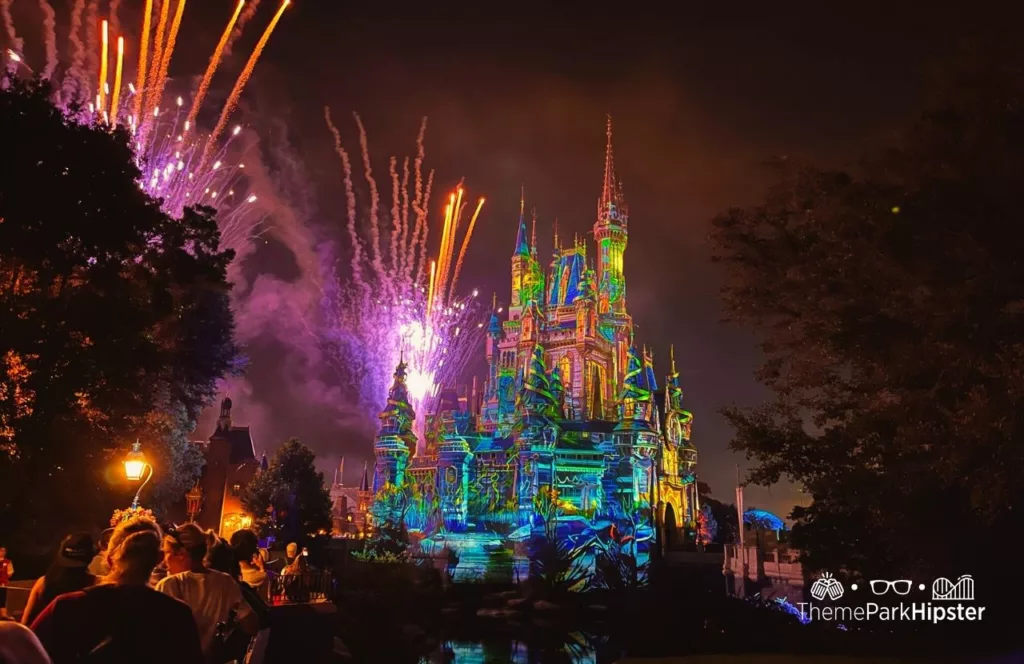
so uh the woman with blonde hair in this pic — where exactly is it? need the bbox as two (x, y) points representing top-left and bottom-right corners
(31, 530), (202, 663)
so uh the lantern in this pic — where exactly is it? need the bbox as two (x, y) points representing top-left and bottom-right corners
(186, 483), (203, 522)
(123, 441), (147, 481)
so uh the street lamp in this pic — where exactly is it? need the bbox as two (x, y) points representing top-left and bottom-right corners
(186, 483), (203, 522)
(123, 440), (153, 509)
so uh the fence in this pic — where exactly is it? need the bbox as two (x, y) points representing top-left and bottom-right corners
(268, 570), (334, 605)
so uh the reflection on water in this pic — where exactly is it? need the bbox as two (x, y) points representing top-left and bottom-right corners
(420, 632), (603, 664)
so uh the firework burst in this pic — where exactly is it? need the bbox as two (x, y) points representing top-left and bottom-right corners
(1, 0), (291, 255)
(322, 109), (487, 442)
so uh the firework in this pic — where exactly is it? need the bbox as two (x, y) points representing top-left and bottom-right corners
(1, 0), (292, 255)
(322, 110), (487, 441)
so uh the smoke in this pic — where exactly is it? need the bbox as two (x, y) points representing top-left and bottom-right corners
(197, 109), (375, 473)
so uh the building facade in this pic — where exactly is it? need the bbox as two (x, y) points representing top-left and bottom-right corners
(371, 120), (698, 572)
(194, 397), (261, 539)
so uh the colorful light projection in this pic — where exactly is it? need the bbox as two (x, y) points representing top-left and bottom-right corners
(366, 118), (699, 591)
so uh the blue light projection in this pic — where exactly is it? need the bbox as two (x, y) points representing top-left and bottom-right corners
(368, 120), (700, 590)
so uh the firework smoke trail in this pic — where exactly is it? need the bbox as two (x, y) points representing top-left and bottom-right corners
(353, 113), (386, 293)
(186, 0), (244, 133)
(223, 0), (260, 56)
(63, 0), (85, 101)
(398, 157), (410, 278)
(389, 156), (401, 276)
(325, 107), (365, 296)
(109, 0), (122, 40)
(84, 0), (97, 90)
(205, 0), (288, 161)
(321, 113), (487, 437)
(2, 0), (23, 74)
(38, 0), (57, 80)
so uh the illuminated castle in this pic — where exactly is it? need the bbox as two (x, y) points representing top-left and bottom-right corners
(372, 119), (697, 577)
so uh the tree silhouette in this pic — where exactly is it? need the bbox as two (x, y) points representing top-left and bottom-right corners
(242, 438), (332, 543)
(0, 79), (239, 539)
(710, 46), (1024, 581)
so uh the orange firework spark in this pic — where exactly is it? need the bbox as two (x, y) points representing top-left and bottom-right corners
(108, 36), (124, 122)
(132, 0), (153, 121)
(434, 193), (455, 306)
(425, 259), (438, 327)
(145, 0), (171, 116)
(186, 0), (244, 132)
(98, 19), (108, 112)
(148, 0), (187, 119)
(205, 0), (290, 159)
(449, 197), (486, 302)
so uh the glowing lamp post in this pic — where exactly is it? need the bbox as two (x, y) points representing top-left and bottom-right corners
(186, 483), (203, 522)
(123, 440), (154, 509)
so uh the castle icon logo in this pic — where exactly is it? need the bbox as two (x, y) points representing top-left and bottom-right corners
(932, 575), (974, 601)
(810, 571), (844, 601)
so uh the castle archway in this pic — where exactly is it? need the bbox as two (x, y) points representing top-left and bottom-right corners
(663, 502), (678, 550)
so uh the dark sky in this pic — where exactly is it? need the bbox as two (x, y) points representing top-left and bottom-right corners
(168, 0), (1023, 518)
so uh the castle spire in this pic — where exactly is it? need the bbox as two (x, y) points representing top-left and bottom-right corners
(514, 187), (530, 257)
(553, 218), (560, 254)
(359, 461), (370, 491)
(597, 114), (628, 227)
(670, 344), (676, 375)
(530, 207), (538, 257)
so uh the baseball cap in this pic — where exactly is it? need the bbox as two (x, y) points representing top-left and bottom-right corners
(57, 533), (95, 568)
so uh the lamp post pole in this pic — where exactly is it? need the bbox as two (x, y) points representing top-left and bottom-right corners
(124, 440), (154, 510)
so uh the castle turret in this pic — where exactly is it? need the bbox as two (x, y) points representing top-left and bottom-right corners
(217, 396), (233, 431)
(373, 357), (416, 492)
(594, 115), (629, 316)
(510, 192), (530, 316)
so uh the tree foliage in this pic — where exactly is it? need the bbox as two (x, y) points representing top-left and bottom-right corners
(242, 438), (333, 543)
(0, 79), (239, 539)
(710, 47), (1024, 579)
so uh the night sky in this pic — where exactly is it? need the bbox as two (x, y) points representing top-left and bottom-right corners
(147, 0), (1020, 518)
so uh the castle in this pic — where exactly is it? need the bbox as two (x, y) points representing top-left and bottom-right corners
(371, 119), (697, 560)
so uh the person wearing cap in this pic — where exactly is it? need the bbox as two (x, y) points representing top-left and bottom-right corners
(156, 523), (257, 658)
(20, 534), (97, 626)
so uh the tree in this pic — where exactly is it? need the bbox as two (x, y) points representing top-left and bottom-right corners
(710, 46), (1024, 582)
(0, 79), (239, 540)
(242, 439), (332, 544)
(696, 504), (717, 547)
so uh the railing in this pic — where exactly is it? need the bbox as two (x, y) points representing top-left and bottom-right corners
(268, 571), (334, 605)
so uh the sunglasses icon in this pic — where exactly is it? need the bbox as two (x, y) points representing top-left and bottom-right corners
(870, 579), (912, 595)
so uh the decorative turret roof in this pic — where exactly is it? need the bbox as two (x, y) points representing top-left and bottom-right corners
(514, 189), (530, 257)
(379, 354), (416, 441)
(596, 114), (629, 229)
(617, 343), (654, 431)
(666, 344), (683, 411)
(487, 293), (503, 339)
(359, 461), (370, 491)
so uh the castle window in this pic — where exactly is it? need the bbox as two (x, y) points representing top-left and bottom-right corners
(558, 355), (573, 391)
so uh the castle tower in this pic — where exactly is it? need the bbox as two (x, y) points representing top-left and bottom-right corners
(373, 357), (416, 492)
(510, 192), (531, 318)
(614, 344), (659, 503)
(593, 115), (629, 317)
(216, 396), (233, 431)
